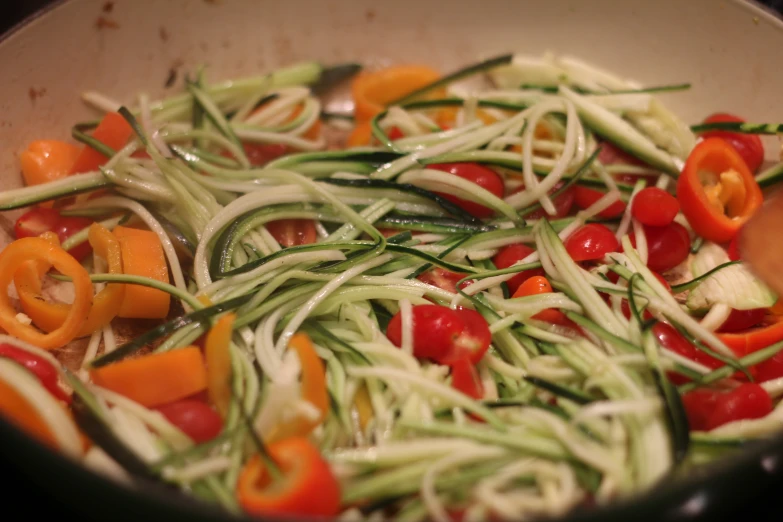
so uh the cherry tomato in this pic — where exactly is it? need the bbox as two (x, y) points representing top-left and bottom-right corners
(512, 275), (568, 325)
(491, 243), (544, 294)
(155, 399), (224, 443)
(564, 224), (620, 262)
(387, 127), (404, 140)
(682, 383), (772, 431)
(717, 308), (766, 333)
(699, 113), (764, 173)
(653, 322), (722, 370)
(573, 186), (626, 218)
(427, 163), (505, 218)
(266, 219), (317, 248)
(727, 234), (741, 261)
(417, 267), (471, 294)
(631, 187), (680, 227)
(386, 305), (491, 365)
(629, 223), (690, 273)
(512, 181), (575, 220)
(0, 344), (70, 403)
(450, 357), (484, 400)
(242, 143), (289, 167)
(14, 208), (93, 261)
(597, 141), (648, 184)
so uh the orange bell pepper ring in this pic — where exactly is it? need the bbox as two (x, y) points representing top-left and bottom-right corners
(266, 333), (328, 442)
(15, 223), (125, 338)
(237, 437), (341, 518)
(0, 237), (92, 350)
(677, 138), (763, 243)
(205, 313), (235, 418)
(351, 65), (441, 122)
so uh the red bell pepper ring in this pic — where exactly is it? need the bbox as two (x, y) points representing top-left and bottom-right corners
(676, 138), (763, 243)
(717, 316), (783, 357)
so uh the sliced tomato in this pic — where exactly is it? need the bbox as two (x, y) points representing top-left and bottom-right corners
(512, 180), (575, 220)
(597, 141), (649, 184)
(0, 344), (70, 403)
(629, 223), (690, 273)
(450, 358), (484, 399)
(631, 187), (680, 227)
(573, 186), (626, 218)
(14, 208), (93, 261)
(417, 267), (470, 294)
(266, 219), (317, 248)
(155, 399), (224, 443)
(242, 143), (290, 167)
(682, 383), (772, 431)
(427, 163), (505, 218)
(564, 224), (620, 262)
(491, 243), (544, 295)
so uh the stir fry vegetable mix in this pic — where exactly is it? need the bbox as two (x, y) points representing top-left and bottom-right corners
(1, 54), (783, 521)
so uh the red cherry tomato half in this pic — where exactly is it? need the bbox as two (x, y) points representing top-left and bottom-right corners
(717, 308), (767, 333)
(629, 223), (690, 273)
(242, 143), (290, 167)
(265, 219), (317, 248)
(417, 267), (471, 294)
(512, 181), (575, 220)
(573, 186), (626, 218)
(631, 187), (680, 227)
(387, 127), (404, 140)
(699, 113), (765, 173)
(564, 224), (620, 262)
(755, 351), (783, 383)
(427, 163), (505, 218)
(491, 243), (544, 295)
(682, 383), (772, 431)
(155, 399), (224, 443)
(597, 141), (649, 184)
(450, 357), (484, 400)
(652, 322), (722, 370)
(386, 305), (491, 365)
(14, 208), (93, 261)
(0, 344), (70, 403)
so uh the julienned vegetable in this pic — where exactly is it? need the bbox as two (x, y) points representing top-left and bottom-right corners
(1, 53), (783, 522)
(677, 138), (763, 243)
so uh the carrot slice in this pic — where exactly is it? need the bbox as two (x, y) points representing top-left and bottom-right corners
(352, 65), (441, 122)
(69, 112), (133, 174)
(113, 225), (170, 319)
(205, 313), (235, 418)
(90, 347), (208, 408)
(0, 237), (92, 350)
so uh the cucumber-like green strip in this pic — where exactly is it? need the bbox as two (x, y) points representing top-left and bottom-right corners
(679, 338), (783, 393)
(669, 261), (742, 293)
(757, 162), (783, 189)
(522, 376), (595, 405)
(389, 53), (513, 106)
(89, 293), (251, 368)
(0, 172), (111, 210)
(690, 121), (783, 134)
(186, 81), (249, 166)
(72, 127), (116, 158)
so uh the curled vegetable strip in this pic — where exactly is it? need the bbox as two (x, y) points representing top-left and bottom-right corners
(0, 237), (92, 349)
(15, 224), (125, 337)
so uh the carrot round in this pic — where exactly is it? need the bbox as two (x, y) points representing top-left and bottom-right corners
(69, 112), (133, 174)
(15, 223), (125, 337)
(0, 237), (93, 349)
(351, 65), (441, 122)
(205, 313), (235, 418)
(90, 346), (208, 408)
(113, 225), (170, 319)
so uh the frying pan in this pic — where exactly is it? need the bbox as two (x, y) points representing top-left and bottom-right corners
(1, 0), (783, 520)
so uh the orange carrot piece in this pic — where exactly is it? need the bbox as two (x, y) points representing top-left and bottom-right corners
(352, 65), (441, 122)
(90, 347), (208, 408)
(113, 225), (170, 319)
(205, 313), (235, 418)
(69, 112), (133, 174)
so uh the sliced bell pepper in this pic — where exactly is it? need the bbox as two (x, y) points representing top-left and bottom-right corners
(205, 313), (235, 418)
(351, 65), (442, 122)
(717, 316), (783, 357)
(112, 225), (170, 319)
(90, 346), (208, 408)
(69, 112), (133, 174)
(15, 224), (125, 337)
(0, 237), (92, 350)
(19, 140), (82, 188)
(266, 333), (328, 442)
(353, 384), (373, 431)
(677, 138), (763, 243)
(237, 437), (341, 518)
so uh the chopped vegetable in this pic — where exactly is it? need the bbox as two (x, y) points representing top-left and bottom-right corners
(351, 65), (441, 121)
(69, 112), (133, 174)
(14, 208), (93, 261)
(573, 186), (626, 218)
(677, 138), (763, 243)
(155, 399), (223, 443)
(204, 313), (235, 418)
(19, 140), (81, 188)
(113, 225), (171, 319)
(698, 113), (764, 173)
(631, 187), (679, 227)
(564, 224), (620, 262)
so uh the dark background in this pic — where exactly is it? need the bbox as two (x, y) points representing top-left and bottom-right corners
(1, 0), (783, 521)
